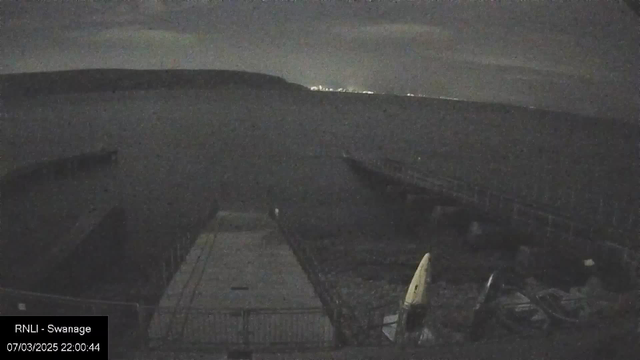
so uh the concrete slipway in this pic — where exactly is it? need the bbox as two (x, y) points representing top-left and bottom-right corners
(145, 210), (333, 348)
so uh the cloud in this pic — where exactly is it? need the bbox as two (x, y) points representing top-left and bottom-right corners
(332, 23), (451, 40)
(329, 21), (600, 79)
(419, 48), (598, 79)
(135, 0), (168, 13)
(3, 0), (219, 30)
(96, 0), (219, 17)
(75, 27), (201, 47)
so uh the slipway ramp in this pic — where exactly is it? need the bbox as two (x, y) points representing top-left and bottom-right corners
(145, 210), (334, 351)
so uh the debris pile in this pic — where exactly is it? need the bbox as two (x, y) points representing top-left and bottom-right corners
(291, 208), (637, 347)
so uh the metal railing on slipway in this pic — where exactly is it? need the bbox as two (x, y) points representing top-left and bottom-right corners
(276, 216), (364, 346)
(0, 287), (338, 354)
(0, 196), (339, 354)
(141, 305), (335, 352)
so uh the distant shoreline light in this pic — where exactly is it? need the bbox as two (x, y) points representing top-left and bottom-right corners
(309, 85), (374, 94)
(309, 85), (450, 99)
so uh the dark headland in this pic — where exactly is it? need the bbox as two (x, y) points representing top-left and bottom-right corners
(0, 69), (309, 97)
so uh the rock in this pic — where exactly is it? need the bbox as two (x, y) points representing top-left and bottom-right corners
(584, 259), (595, 267)
(593, 254), (635, 293)
(569, 276), (623, 319)
(418, 326), (436, 345)
(466, 221), (516, 252)
(531, 250), (595, 290)
(613, 293), (637, 316)
(524, 277), (546, 294)
(580, 276), (606, 297)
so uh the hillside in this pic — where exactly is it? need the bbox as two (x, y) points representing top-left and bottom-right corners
(0, 69), (309, 97)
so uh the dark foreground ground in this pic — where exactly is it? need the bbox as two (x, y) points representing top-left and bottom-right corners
(129, 316), (639, 359)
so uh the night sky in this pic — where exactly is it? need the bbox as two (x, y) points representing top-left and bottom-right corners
(1, 0), (638, 119)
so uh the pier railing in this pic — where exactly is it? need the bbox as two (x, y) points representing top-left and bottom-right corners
(346, 155), (639, 286)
